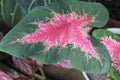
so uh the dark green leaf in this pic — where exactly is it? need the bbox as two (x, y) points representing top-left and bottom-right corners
(16, 0), (44, 13)
(0, 0), (24, 27)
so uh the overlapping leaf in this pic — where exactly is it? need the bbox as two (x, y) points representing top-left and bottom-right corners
(92, 29), (120, 73)
(0, 1), (110, 74)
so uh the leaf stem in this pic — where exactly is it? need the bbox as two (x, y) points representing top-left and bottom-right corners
(39, 68), (47, 80)
(48, 0), (51, 4)
(11, 3), (17, 27)
(44, 0), (47, 6)
(31, 66), (38, 80)
(107, 72), (111, 80)
(28, 0), (35, 12)
(1, 0), (6, 22)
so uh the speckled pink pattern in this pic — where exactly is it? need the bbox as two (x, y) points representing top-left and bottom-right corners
(11, 11), (100, 61)
(101, 37), (120, 71)
(0, 70), (13, 80)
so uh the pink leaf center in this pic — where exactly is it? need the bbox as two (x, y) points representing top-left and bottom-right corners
(11, 11), (100, 61)
(101, 37), (120, 71)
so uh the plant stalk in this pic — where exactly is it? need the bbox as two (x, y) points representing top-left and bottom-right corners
(28, 0), (35, 12)
(39, 68), (47, 80)
(44, 0), (47, 6)
(48, 0), (51, 4)
(31, 66), (38, 80)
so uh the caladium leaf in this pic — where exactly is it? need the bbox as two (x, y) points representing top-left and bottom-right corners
(0, 1), (110, 74)
(0, 0), (24, 27)
(93, 29), (120, 72)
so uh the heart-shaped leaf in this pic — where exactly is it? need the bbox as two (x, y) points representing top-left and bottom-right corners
(0, 1), (110, 74)
(92, 29), (120, 73)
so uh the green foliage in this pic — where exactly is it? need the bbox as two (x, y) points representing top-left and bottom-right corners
(109, 67), (120, 80)
(93, 29), (120, 77)
(0, 0), (24, 27)
(16, 0), (45, 13)
(0, 0), (111, 74)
